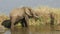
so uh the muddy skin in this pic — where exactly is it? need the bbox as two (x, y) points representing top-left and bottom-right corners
(2, 19), (28, 29)
(14, 18), (28, 27)
(2, 20), (11, 28)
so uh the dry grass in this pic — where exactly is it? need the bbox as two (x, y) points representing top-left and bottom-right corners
(1, 6), (60, 27)
(34, 6), (60, 25)
(0, 14), (9, 30)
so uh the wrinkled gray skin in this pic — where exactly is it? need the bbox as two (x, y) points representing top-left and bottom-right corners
(10, 7), (38, 32)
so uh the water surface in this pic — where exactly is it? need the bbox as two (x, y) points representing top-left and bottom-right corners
(1, 25), (60, 34)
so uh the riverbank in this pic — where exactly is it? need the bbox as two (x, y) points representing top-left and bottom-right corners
(0, 6), (60, 29)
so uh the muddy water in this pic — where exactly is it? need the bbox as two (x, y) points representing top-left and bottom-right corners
(1, 25), (60, 34)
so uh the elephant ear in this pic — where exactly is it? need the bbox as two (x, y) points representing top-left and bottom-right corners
(25, 8), (33, 16)
(25, 7), (39, 18)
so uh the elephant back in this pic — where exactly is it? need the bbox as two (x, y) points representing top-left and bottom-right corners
(10, 8), (24, 17)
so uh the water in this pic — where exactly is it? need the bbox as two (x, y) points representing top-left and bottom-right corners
(1, 25), (60, 34)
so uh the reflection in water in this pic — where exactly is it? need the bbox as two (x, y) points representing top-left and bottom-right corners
(14, 27), (29, 34)
(2, 25), (60, 34)
(4, 30), (11, 34)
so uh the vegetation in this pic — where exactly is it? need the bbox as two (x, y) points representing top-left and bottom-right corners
(0, 6), (60, 28)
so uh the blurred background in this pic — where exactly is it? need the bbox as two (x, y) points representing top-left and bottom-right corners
(0, 0), (60, 16)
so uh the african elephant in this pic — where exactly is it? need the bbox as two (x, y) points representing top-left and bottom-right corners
(2, 20), (11, 28)
(10, 7), (38, 31)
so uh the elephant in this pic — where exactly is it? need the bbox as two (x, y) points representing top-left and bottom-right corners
(1, 19), (27, 29)
(1, 18), (28, 29)
(10, 7), (38, 31)
(50, 12), (54, 25)
(2, 20), (11, 28)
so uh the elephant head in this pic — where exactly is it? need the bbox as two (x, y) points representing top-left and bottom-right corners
(24, 7), (39, 18)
